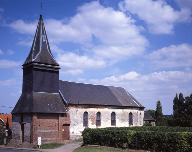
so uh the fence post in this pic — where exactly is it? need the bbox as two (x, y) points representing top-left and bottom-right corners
(3, 127), (8, 145)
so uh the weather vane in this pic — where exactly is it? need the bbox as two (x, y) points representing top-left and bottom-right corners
(40, 0), (43, 15)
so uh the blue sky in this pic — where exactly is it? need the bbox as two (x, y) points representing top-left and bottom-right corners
(0, 0), (192, 114)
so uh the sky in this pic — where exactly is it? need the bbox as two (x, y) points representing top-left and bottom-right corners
(0, 0), (192, 114)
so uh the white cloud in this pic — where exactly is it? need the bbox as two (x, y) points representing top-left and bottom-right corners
(9, 1), (148, 71)
(148, 43), (192, 69)
(7, 50), (14, 55)
(0, 79), (16, 86)
(0, 49), (14, 55)
(0, 60), (20, 69)
(57, 52), (106, 75)
(0, 49), (3, 55)
(9, 20), (36, 35)
(92, 45), (145, 60)
(100, 71), (140, 82)
(88, 70), (192, 114)
(0, 8), (4, 13)
(17, 39), (32, 47)
(119, 0), (191, 34)
(176, 0), (192, 11)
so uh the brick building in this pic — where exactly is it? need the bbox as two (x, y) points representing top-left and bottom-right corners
(0, 114), (12, 128)
(12, 15), (144, 143)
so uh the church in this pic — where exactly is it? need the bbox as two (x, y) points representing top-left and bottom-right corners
(12, 15), (145, 143)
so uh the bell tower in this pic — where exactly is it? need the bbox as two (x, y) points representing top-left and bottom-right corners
(22, 15), (60, 93)
(12, 15), (69, 143)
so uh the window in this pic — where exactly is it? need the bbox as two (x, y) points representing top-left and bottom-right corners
(140, 112), (142, 125)
(96, 112), (101, 127)
(83, 112), (88, 127)
(111, 112), (116, 126)
(129, 112), (133, 126)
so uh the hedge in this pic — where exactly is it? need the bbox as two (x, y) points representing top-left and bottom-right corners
(0, 122), (5, 145)
(108, 126), (192, 132)
(82, 127), (192, 152)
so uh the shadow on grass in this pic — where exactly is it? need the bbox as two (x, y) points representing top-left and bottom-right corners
(41, 143), (64, 149)
(73, 145), (148, 152)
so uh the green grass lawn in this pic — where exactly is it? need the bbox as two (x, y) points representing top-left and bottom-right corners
(41, 143), (64, 149)
(73, 146), (147, 152)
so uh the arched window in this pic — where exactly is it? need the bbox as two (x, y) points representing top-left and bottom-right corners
(129, 112), (133, 126)
(111, 112), (116, 126)
(96, 112), (101, 127)
(83, 112), (88, 127)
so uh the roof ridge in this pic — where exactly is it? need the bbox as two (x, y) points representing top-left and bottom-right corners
(59, 80), (125, 89)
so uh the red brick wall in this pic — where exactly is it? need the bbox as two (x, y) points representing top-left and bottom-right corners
(31, 113), (70, 143)
(0, 114), (12, 127)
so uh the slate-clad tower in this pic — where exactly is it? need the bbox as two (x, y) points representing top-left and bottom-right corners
(12, 15), (70, 143)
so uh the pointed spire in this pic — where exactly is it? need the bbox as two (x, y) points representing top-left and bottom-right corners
(24, 15), (59, 66)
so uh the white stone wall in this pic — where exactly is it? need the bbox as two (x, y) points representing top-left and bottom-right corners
(69, 106), (144, 139)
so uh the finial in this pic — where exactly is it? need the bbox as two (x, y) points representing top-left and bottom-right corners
(40, 14), (43, 20)
(40, 0), (43, 15)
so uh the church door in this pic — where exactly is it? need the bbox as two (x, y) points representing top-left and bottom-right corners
(62, 124), (70, 140)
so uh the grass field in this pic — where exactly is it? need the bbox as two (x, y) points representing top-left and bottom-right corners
(74, 146), (147, 152)
(41, 143), (64, 149)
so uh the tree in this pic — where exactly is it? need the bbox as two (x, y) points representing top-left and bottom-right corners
(173, 93), (186, 126)
(155, 100), (163, 125)
(173, 94), (180, 125)
(173, 93), (192, 127)
(173, 94), (179, 118)
(146, 109), (155, 119)
(185, 94), (192, 126)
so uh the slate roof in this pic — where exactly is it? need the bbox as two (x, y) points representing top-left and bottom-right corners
(59, 80), (144, 108)
(24, 15), (59, 66)
(12, 92), (67, 114)
(144, 111), (155, 121)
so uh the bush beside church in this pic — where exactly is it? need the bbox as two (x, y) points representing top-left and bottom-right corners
(83, 127), (192, 152)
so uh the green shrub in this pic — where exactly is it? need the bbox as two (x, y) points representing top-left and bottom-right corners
(82, 127), (192, 152)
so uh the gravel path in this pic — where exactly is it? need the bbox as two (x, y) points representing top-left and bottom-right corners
(41, 142), (81, 152)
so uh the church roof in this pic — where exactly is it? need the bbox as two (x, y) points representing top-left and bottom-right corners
(24, 15), (59, 66)
(12, 92), (67, 114)
(59, 81), (144, 108)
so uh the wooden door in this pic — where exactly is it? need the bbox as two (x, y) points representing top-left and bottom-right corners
(62, 124), (70, 140)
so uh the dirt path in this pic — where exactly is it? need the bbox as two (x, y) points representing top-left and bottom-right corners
(41, 142), (81, 152)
